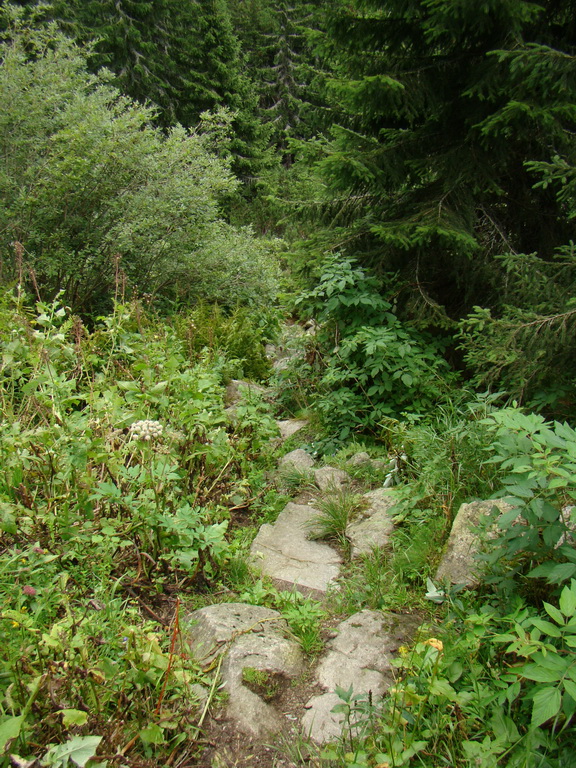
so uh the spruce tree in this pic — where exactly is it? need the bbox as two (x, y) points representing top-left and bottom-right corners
(317, 0), (576, 321)
(50, 0), (269, 181)
(228, 0), (325, 162)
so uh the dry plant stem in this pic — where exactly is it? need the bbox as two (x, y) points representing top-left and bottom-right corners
(193, 653), (224, 737)
(196, 459), (234, 503)
(155, 598), (181, 715)
(126, 586), (167, 625)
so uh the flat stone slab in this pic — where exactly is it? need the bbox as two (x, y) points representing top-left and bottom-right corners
(278, 448), (314, 473)
(435, 499), (513, 587)
(186, 603), (304, 738)
(276, 419), (308, 441)
(346, 489), (396, 558)
(302, 610), (421, 744)
(250, 503), (342, 596)
(314, 466), (351, 492)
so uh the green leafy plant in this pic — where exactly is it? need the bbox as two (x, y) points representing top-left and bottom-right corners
(238, 580), (325, 655)
(0, 23), (278, 315)
(323, 590), (576, 768)
(479, 407), (576, 596)
(287, 256), (456, 438)
(0, 291), (280, 764)
(241, 667), (282, 701)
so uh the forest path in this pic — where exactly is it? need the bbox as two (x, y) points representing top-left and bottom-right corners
(183, 329), (423, 768)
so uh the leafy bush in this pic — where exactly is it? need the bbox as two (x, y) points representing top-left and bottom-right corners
(290, 256), (456, 438)
(479, 407), (576, 597)
(174, 302), (276, 381)
(323, 587), (576, 768)
(0, 22), (278, 315)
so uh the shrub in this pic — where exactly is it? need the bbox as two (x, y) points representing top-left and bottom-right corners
(289, 256), (456, 438)
(0, 22), (278, 315)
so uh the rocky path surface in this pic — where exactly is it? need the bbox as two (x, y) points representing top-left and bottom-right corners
(181, 330), (521, 767)
(182, 334), (437, 765)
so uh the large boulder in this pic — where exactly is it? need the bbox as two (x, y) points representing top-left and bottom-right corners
(185, 603), (304, 739)
(435, 499), (513, 587)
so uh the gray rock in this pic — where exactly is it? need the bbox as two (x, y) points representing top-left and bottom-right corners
(224, 405), (238, 424)
(314, 466), (351, 492)
(302, 692), (345, 744)
(225, 379), (268, 406)
(346, 489), (396, 558)
(435, 499), (513, 587)
(348, 452), (371, 466)
(302, 611), (421, 744)
(265, 344), (277, 359)
(250, 503), (342, 596)
(186, 603), (286, 662)
(560, 505), (576, 546)
(185, 603), (304, 738)
(315, 611), (398, 694)
(276, 419), (308, 441)
(278, 448), (314, 472)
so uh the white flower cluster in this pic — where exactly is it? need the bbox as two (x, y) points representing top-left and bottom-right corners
(130, 419), (163, 441)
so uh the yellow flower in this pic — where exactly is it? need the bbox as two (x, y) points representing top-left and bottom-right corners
(424, 638), (444, 652)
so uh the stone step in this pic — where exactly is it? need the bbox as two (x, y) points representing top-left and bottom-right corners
(249, 502), (342, 597)
(276, 418), (308, 441)
(301, 610), (422, 744)
(185, 603), (304, 739)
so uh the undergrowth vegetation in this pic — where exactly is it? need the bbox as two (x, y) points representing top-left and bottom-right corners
(312, 406), (576, 767)
(2, 6), (576, 767)
(0, 289), (280, 765)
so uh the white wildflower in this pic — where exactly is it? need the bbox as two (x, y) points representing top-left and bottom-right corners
(130, 419), (164, 442)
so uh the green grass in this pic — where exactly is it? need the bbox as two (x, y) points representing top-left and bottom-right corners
(307, 489), (364, 553)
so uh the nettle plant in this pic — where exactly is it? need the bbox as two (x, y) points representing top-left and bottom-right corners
(294, 256), (456, 439)
(0, 290), (278, 762)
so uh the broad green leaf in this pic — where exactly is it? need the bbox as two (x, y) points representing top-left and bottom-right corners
(0, 715), (24, 752)
(537, 653), (570, 673)
(544, 602), (565, 625)
(42, 735), (102, 767)
(563, 679), (576, 703)
(559, 583), (576, 617)
(116, 381), (140, 391)
(429, 679), (457, 699)
(548, 477), (569, 489)
(529, 562), (576, 584)
(58, 710), (88, 727)
(519, 664), (563, 683)
(529, 618), (561, 637)
(490, 710), (520, 744)
(531, 687), (562, 728)
(138, 724), (165, 745)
